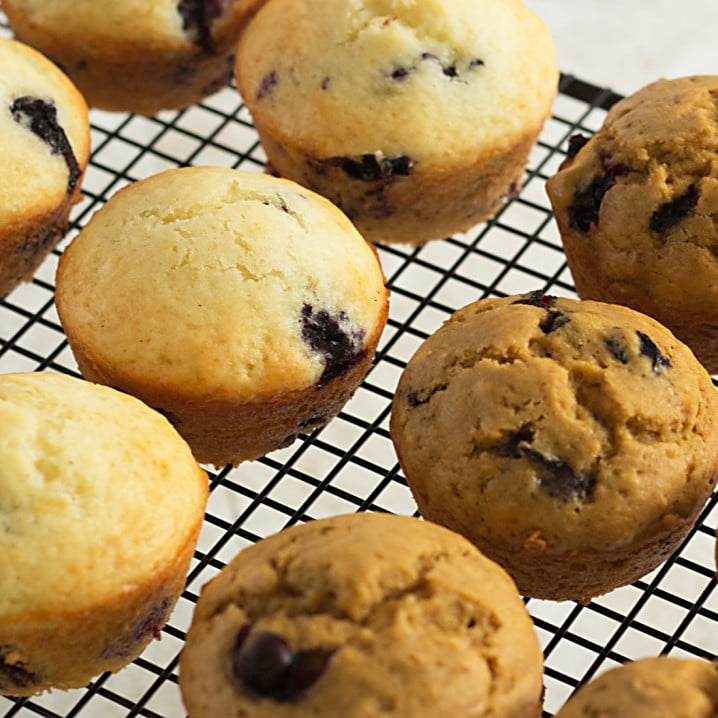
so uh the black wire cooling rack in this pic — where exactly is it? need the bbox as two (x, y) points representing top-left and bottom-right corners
(1, 16), (716, 718)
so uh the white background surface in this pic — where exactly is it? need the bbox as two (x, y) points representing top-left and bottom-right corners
(524, 0), (717, 96)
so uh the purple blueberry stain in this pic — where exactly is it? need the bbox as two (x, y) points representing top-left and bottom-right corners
(256, 70), (278, 101)
(389, 67), (410, 81)
(566, 133), (589, 160)
(177, 0), (224, 51)
(301, 304), (366, 387)
(99, 598), (172, 659)
(0, 649), (40, 691)
(650, 184), (700, 236)
(636, 331), (671, 373)
(320, 76), (331, 90)
(567, 152), (629, 233)
(230, 626), (334, 702)
(11, 97), (81, 194)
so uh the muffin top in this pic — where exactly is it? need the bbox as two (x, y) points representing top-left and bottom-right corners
(180, 512), (543, 718)
(0, 38), (89, 229)
(390, 293), (718, 553)
(0, 372), (207, 618)
(2, 0), (263, 51)
(554, 657), (718, 718)
(235, 0), (557, 168)
(545, 76), (718, 315)
(55, 167), (388, 401)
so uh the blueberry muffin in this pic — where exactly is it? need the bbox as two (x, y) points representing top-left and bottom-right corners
(2, 0), (267, 114)
(0, 37), (89, 298)
(0, 372), (207, 695)
(390, 292), (718, 602)
(234, 0), (558, 245)
(179, 512), (544, 718)
(554, 657), (718, 717)
(55, 167), (389, 466)
(546, 76), (718, 374)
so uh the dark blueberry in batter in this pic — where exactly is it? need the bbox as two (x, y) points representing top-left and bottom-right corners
(11, 96), (81, 194)
(567, 153), (629, 233)
(338, 154), (414, 183)
(566, 133), (589, 160)
(539, 310), (570, 334)
(512, 291), (558, 309)
(605, 337), (629, 364)
(420, 52), (439, 61)
(390, 67), (410, 80)
(469, 58), (485, 68)
(230, 627), (334, 702)
(649, 184), (700, 235)
(321, 76), (331, 90)
(0, 650), (39, 691)
(442, 65), (458, 78)
(256, 70), (278, 101)
(496, 424), (535, 459)
(301, 305), (365, 387)
(523, 448), (596, 503)
(636, 331), (671, 373)
(177, 0), (223, 51)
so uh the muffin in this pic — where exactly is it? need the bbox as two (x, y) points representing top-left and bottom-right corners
(179, 512), (544, 718)
(0, 371), (208, 695)
(545, 76), (718, 374)
(0, 37), (89, 298)
(55, 167), (389, 466)
(234, 0), (558, 245)
(2, 0), (268, 115)
(554, 657), (718, 717)
(390, 292), (718, 602)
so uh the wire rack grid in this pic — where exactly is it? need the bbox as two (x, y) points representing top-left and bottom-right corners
(0, 16), (716, 718)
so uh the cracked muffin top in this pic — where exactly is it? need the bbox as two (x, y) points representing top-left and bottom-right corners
(55, 167), (388, 401)
(234, 0), (557, 168)
(179, 512), (543, 718)
(0, 38), (89, 229)
(2, 0), (257, 52)
(390, 293), (718, 553)
(0, 372), (207, 617)
(545, 76), (718, 315)
(554, 657), (718, 718)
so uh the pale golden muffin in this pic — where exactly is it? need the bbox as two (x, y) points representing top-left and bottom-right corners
(554, 657), (718, 718)
(0, 372), (208, 696)
(55, 167), (389, 467)
(234, 0), (558, 245)
(546, 76), (718, 374)
(2, 0), (268, 114)
(0, 37), (89, 298)
(179, 512), (544, 718)
(390, 292), (718, 603)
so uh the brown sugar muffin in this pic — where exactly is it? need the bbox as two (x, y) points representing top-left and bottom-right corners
(0, 371), (207, 695)
(2, 0), (267, 115)
(545, 76), (718, 374)
(553, 657), (718, 718)
(234, 0), (558, 245)
(0, 37), (89, 298)
(179, 512), (544, 718)
(390, 292), (718, 602)
(55, 167), (389, 467)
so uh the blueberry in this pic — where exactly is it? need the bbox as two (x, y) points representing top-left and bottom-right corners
(512, 292), (570, 333)
(636, 331), (671, 373)
(320, 76), (331, 90)
(256, 70), (278, 101)
(442, 65), (458, 77)
(177, 0), (223, 51)
(389, 67), (410, 80)
(605, 336), (629, 364)
(567, 152), (629, 233)
(99, 598), (172, 659)
(469, 58), (485, 68)
(0, 649), (39, 691)
(336, 154), (414, 183)
(301, 305), (366, 387)
(230, 627), (334, 702)
(650, 185), (700, 236)
(494, 425), (595, 502)
(11, 97), (81, 194)
(566, 133), (589, 160)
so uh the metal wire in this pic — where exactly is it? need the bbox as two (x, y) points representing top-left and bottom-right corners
(0, 17), (715, 717)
